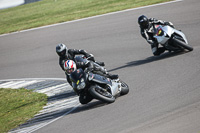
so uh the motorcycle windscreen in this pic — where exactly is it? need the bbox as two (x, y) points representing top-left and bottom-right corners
(89, 73), (112, 86)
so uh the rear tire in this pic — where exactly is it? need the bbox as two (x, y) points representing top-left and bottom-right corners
(89, 85), (115, 103)
(173, 38), (193, 51)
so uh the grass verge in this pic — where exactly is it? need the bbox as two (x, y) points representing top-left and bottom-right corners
(0, 0), (172, 35)
(0, 88), (47, 133)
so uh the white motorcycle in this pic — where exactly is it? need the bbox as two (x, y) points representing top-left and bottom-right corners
(153, 25), (193, 51)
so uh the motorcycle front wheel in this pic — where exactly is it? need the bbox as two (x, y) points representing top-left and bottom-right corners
(120, 80), (129, 95)
(173, 37), (193, 51)
(89, 85), (115, 103)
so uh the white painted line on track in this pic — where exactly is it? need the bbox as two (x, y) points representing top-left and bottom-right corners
(12, 80), (42, 89)
(37, 97), (79, 115)
(0, 81), (25, 88)
(36, 83), (69, 96)
(0, 0), (183, 37)
(0, 81), (16, 87)
(1, 78), (80, 133)
(0, 78), (66, 82)
(9, 103), (80, 133)
(0, 80), (43, 89)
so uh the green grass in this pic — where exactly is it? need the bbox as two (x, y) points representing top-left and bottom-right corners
(0, 0), (172, 35)
(0, 88), (47, 133)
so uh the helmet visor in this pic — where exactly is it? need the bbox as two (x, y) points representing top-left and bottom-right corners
(139, 19), (149, 29)
(66, 68), (74, 74)
(57, 49), (66, 57)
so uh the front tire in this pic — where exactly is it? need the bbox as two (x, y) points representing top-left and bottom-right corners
(120, 81), (129, 95)
(89, 85), (115, 103)
(173, 38), (193, 51)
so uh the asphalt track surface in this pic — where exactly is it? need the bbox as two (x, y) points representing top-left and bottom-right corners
(1, 0), (200, 132)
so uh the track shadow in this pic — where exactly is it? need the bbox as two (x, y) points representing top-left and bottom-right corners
(47, 91), (107, 112)
(48, 90), (76, 102)
(108, 51), (188, 72)
(71, 100), (107, 114)
(12, 99), (107, 131)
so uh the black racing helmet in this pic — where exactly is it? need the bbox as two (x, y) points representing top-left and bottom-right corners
(56, 43), (67, 57)
(138, 15), (149, 29)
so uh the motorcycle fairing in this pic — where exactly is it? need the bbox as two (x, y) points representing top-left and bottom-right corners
(154, 25), (173, 44)
(154, 25), (188, 45)
(88, 72), (112, 86)
(173, 29), (188, 44)
(110, 81), (122, 96)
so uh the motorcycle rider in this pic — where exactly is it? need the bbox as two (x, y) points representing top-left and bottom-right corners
(64, 60), (117, 104)
(56, 43), (118, 87)
(64, 60), (93, 104)
(64, 58), (118, 86)
(56, 43), (104, 71)
(138, 15), (174, 56)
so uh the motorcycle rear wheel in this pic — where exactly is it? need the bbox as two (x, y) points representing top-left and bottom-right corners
(89, 85), (115, 103)
(173, 38), (193, 51)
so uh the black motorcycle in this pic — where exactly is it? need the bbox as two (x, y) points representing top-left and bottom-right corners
(70, 68), (129, 104)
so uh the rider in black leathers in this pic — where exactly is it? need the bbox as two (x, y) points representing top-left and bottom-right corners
(138, 15), (174, 56)
(56, 43), (118, 86)
(64, 60), (114, 104)
(56, 43), (104, 71)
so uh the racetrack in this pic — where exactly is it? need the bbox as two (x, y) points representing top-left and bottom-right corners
(1, 0), (200, 132)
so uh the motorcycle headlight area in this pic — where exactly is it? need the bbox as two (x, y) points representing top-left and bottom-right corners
(157, 28), (164, 36)
(77, 78), (86, 90)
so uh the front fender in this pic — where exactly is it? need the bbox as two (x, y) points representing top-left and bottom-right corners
(173, 29), (188, 44)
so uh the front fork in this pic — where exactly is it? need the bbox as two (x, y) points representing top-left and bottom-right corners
(165, 37), (182, 51)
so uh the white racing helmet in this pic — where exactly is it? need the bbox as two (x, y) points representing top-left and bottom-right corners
(64, 60), (77, 74)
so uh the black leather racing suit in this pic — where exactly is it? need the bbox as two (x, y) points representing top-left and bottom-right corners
(59, 49), (98, 85)
(58, 49), (111, 87)
(140, 18), (174, 56)
(59, 49), (91, 71)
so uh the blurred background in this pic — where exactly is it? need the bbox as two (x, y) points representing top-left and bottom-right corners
(0, 0), (40, 10)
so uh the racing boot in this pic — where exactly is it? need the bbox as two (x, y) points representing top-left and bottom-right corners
(106, 73), (119, 79)
(153, 47), (165, 56)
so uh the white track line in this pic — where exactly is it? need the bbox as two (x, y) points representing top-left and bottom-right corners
(12, 80), (42, 89)
(36, 83), (68, 93)
(0, 0), (182, 37)
(4, 78), (80, 133)
(9, 102), (80, 133)
(0, 78), (66, 82)
(0, 80), (43, 89)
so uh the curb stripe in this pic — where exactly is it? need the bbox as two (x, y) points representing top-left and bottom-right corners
(1, 79), (80, 133)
